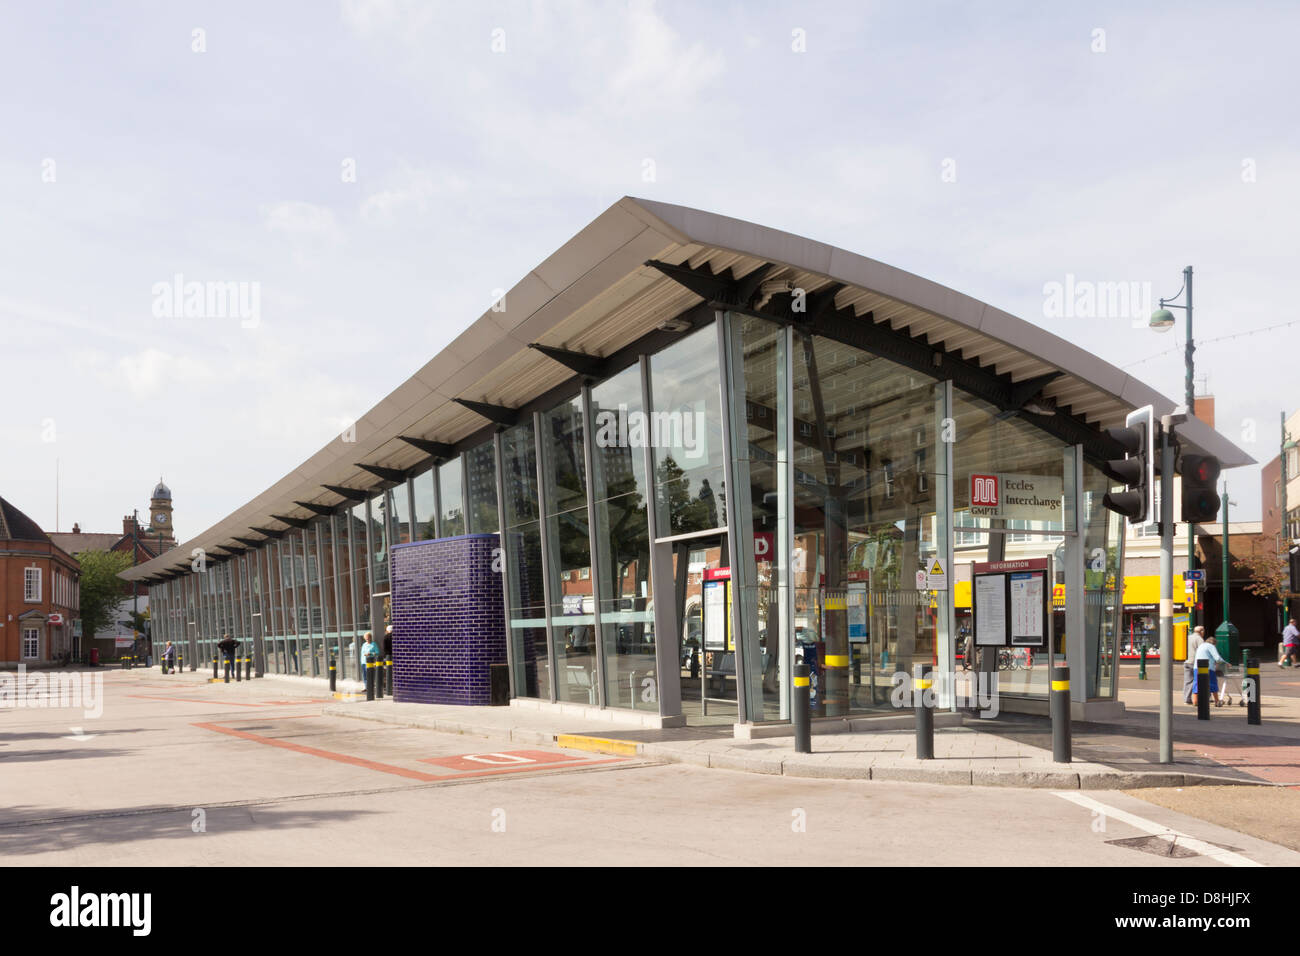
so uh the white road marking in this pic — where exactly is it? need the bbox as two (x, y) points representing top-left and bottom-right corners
(61, 727), (95, 741)
(1054, 791), (1261, 867)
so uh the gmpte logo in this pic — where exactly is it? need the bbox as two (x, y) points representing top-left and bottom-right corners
(50, 886), (151, 936)
(0, 666), (103, 719)
(890, 668), (1000, 718)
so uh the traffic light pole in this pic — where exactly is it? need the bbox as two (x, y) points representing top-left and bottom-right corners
(1159, 417), (1176, 765)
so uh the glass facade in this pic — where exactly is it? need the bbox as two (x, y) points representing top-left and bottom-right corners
(148, 306), (1129, 723)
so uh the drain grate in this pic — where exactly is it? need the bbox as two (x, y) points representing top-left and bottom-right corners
(1106, 835), (1199, 858)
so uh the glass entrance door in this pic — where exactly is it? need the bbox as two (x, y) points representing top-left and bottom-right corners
(660, 532), (737, 723)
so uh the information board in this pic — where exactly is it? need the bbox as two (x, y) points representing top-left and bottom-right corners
(971, 558), (1051, 648)
(703, 578), (728, 651)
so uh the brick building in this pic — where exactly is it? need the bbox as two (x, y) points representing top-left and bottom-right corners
(1, 496), (80, 667)
(47, 479), (178, 661)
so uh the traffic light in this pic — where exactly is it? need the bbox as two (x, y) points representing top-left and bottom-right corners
(1102, 405), (1154, 524)
(1179, 454), (1221, 523)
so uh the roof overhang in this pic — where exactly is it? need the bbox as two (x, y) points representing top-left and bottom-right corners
(122, 197), (1253, 581)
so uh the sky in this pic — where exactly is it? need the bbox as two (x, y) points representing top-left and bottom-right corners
(2, 0), (1297, 541)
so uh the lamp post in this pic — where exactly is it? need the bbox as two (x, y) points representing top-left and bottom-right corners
(1217, 481), (1239, 665)
(1150, 265), (1197, 627)
(1283, 417), (1295, 626)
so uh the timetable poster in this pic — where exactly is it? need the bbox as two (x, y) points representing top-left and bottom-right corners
(974, 573), (1007, 645)
(1009, 571), (1045, 646)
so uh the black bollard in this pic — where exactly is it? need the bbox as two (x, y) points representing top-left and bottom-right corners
(245, 655), (252, 681)
(224, 654), (231, 683)
(213, 656), (219, 680)
(386, 658), (394, 697)
(1196, 659), (1209, 720)
(375, 655), (385, 699)
(365, 654), (375, 701)
(1050, 665), (1071, 763)
(914, 663), (934, 760)
(178, 651), (183, 673)
(1246, 659), (1261, 726)
(329, 655), (337, 693)
(793, 663), (812, 754)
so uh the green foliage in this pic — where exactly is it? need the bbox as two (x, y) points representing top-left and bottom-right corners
(77, 550), (135, 638)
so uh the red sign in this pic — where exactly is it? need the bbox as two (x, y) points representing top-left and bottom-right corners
(753, 532), (774, 562)
(971, 474), (999, 507)
(703, 567), (731, 581)
(48, 613), (64, 626)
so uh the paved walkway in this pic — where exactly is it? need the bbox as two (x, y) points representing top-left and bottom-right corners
(139, 664), (1300, 790)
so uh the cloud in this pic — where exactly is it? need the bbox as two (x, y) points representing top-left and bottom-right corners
(262, 201), (345, 244)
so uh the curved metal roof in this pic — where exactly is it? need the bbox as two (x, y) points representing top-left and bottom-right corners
(123, 197), (1252, 581)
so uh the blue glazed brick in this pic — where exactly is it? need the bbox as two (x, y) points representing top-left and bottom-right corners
(391, 534), (505, 705)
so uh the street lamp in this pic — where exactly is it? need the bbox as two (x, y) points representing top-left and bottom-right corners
(1150, 266), (1198, 628)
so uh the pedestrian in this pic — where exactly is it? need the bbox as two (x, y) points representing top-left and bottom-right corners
(1280, 618), (1299, 667)
(360, 631), (380, 686)
(163, 640), (177, 674)
(1194, 633), (1226, 707)
(216, 633), (239, 677)
(383, 625), (393, 661)
(1182, 625), (1206, 704)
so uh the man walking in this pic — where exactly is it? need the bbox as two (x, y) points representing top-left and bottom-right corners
(1182, 625), (1205, 705)
(217, 633), (239, 678)
(162, 640), (177, 674)
(1280, 618), (1299, 667)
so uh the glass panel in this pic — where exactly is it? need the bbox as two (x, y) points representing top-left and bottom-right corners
(439, 458), (465, 537)
(413, 468), (437, 540)
(502, 423), (540, 527)
(791, 333), (945, 715)
(547, 506), (595, 703)
(592, 364), (654, 711)
(950, 389), (1071, 699)
(370, 493), (391, 593)
(502, 419), (549, 699)
(1083, 459), (1123, 698)
(727, 314), (787, 720)
(349, 500), (371, 677)
(541, 396), (594, 703)
(465, 442), (500, 533)
(391, 481), (412, 546)
(650, 325), (727, 535)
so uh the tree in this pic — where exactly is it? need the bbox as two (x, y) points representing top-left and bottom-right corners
(78, 550), (135, 639)
(1237, 543), (1289, 608)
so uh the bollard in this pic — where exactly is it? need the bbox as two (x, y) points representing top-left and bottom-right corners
(386, 658), (394, 697)
(1138, 645), (1147, 680)
(375, 655), (385, 699)
(365, 654), (375, 701)
(213, 656), (219, 680)
(329, 655), (337, 693)
(224, 654), (231, 683)
(1196, 659), (1209, 720)
(235, 653), (242, 682)
(1050, 665), (1071, 763)
(914, 663), (934, 760)
(245, 655), (252, 681)
(1246, 659), (1261, 725)
(178, 651), (183, 673)
(793, 663), (812, 754)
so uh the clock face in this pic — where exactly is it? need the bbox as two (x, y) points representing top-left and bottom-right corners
(154, 513), (168, 525)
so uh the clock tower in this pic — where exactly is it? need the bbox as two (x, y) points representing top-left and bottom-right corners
(146, 477), (176, 549)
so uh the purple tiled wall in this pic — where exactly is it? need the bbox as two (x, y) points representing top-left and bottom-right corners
(391, 533), (505, 706)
